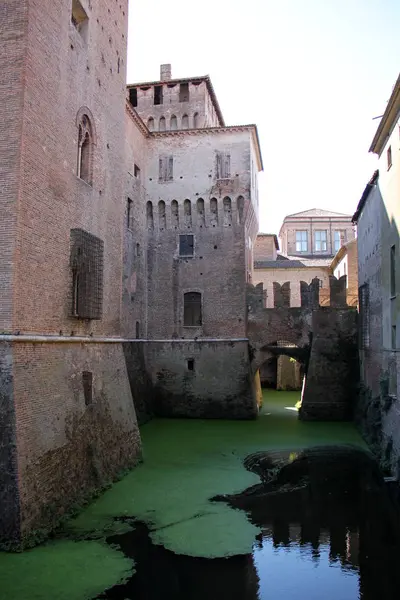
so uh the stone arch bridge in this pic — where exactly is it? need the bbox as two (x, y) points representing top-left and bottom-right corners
(247, 282), (359, 420)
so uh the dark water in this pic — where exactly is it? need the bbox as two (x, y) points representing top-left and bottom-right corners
(95, 446), (400, 600)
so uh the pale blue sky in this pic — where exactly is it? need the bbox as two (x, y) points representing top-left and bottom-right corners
(127, 0), (400, 234)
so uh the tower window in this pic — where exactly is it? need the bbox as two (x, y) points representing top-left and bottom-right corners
(179, 83), (189, 102)
(134, 164), (140, 178)
(187, 359), (195, 371)
(77, 114), (94, 185)
(391, 245), (396, 297)
(70, 229), (104, 320)
(216, 152), (231, 179)
(159, 155), (173, 182)
(179, 234), (194, 257)
(154, 85), (163, 105)
(82, 371), (93, 406)
(184, 292), (202, 326)
(127, 198), (133, 229)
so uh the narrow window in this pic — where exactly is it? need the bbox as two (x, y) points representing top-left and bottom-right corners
(314, 230), (327, 252)
(129, 88), (137, 107)
(136, 321), (140, 339)
(171, 200), (179, 228)
(127, 197), (133, 229)
(154, 85), (163, 105)
(159, 155), (173, 182)
(184, 199), (192, 228)
(136, 243), (140, 257)
(197, 198), (205, 226)
(182, 114), (189, 129)
(179, 234), (194, 256)
(158, 200), (166, 229)
(77, 114), (94, 185)
(392, 325), (397, 350)
(223, 196), (232, 226)
(170, 115), (177, 130)
(295, 230), (308, 252)
(193, 112), (199, 128)
(216, 152), (231, 178)
(82, 371), (93, 406)
(134, 164), (140, 178)
(210, 198), (218, 226)
(387, 145), (392, 170)
(146, 201), (154, 229)
(237, 196), (244, 224)
(71, 0), (88, 39)
(179, 82), (189, 102)
(159, 116), (166, 131)
(70, 229), (104, 320)
(187, 359), (195, 371)
(184, 292), (202, 326)
(391, 245), (396, 297)
(147, 117), (154, 132)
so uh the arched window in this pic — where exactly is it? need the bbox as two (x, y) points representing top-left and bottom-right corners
(171, 200), (179, 228)
(170, 115), (177, 130)
(197, 198), (205, 226)
(147, 117), (154, 132)
(158, 200), (166, 229)
(210, 197), (218, 227)
(184, 292), (202, 326)
(184, 199), (192, 228)
(159, 116), (166, 131)
(223, 196), (232, 226)
(182, 114), (189, 129)
(77, 113), (94, 185)
(193, 112), (199, 128)
(146, 201), (154, 229)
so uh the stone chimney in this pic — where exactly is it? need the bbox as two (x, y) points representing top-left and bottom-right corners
(160, 64), (171, 81)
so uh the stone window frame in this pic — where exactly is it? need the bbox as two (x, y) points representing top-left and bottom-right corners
(76, 107), (96, 186)
(183, 290), (203, 328)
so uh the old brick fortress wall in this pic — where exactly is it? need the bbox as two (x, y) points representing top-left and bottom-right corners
(0, 0), (142, 547)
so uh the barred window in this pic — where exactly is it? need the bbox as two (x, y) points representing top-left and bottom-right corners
(359, 283), (370, 349)
(184, 292), (202, 326)
(70, 229), (104, 319)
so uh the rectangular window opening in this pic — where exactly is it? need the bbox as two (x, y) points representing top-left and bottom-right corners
(159, 155), (173, 182)
(134, 164), (140, 178)
(334, 230), (346, 252)
(295, 230), (308, 253)
(179, 234), (194, 257)
(314, 230), (327, 252)
(129, 88), (138, 108)
(391, 245), (396, 297)
(82, 371), (93, 406)
(387, 145), (392, 170)
(179, 83), (189, 102)
(392, 325), (397, 350)
(70, 229), (104, 320)
(216, 152), (231, 179)
(187, 359), (195, 371)
(154, 85), (163, 105)
(184, 292), (202, 326)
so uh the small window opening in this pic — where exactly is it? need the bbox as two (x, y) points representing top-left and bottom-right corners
(179, 234), (194, 257)
(82, 371), (93, 406)
(391, 245), (396, 297)
(136, 243), (140, 257)
(154, 85), (163, 105)
(182, 114), (189, 129)
(387, 145), (392, 170)
(392, 325), (397, 350)
(72, 268), (80, 316)
(184, 292), (202, 326)
(179, 82), (189, 102)
(127, 197), (133, 229)
(193, 112), (199, 128)
(159, 116), (166, 131)
(129, 88), (137, 107)
(147, 117), (154, 132)
(71, 0), (88, 38)
(77, 114), (93, 185)
(159, 155), (173, 182)
(216, 152), (231, 179)
(134, 164), (140, 178)
(136, 321), (140, 339)
(187, 359), (195, 371)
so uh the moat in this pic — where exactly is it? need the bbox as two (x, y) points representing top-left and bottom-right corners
(1, 390), (399, 600)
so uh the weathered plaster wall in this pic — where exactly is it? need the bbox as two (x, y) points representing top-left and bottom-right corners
(254, 267), (331, 307)
(144, 340), (257, 419)
(280, 215), (355, 257)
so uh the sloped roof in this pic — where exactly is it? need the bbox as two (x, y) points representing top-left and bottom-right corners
(369, 73), (400, 155)
(285, 208), (351, 218)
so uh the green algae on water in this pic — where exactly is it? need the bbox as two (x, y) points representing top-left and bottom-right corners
(0, 540), (133, 600)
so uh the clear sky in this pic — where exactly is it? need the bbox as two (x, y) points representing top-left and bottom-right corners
(127, 0), (400, 235)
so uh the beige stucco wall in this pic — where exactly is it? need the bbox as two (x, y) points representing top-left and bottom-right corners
(280, 217), (355, 257)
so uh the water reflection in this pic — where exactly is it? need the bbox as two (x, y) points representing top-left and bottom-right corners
(97, 446), (400, 600)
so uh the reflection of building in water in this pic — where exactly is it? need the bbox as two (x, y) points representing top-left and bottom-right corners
(261, 522), (360, 570)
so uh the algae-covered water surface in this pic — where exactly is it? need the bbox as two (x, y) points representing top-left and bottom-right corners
(1, 391), (399, 600)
